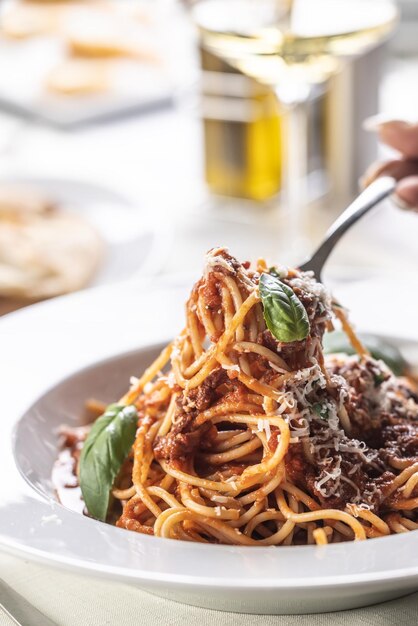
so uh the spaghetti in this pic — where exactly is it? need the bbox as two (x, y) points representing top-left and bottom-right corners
(56, 248), (418, 546)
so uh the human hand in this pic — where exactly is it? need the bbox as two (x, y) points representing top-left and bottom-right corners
(362, 118), (418, 211)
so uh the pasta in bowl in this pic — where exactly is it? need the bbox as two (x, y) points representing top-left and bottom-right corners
(54, 248), (418, 546)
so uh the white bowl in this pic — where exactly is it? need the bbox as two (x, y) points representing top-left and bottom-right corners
(1, 280), (417, 615)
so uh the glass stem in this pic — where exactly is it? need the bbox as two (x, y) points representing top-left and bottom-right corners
(275, 89), (309, 264)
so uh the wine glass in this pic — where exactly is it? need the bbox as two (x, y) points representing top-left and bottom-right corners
(188, 0), (398, 262)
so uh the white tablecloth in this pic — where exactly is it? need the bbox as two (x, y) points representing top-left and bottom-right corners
(1, 552), (418, 626)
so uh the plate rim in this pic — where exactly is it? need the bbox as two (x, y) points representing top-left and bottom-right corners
(1, 530), (418, 589)
(1, 281), (418, 591)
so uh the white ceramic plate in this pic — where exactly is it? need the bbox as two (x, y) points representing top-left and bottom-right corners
(0, 175), (172, 285)
(0, 280), (417, 615)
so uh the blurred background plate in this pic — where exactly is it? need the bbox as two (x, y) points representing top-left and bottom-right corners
(0, 40), (174, 128)
(0, 174), (172, 286)
(0, 0), (175, 128)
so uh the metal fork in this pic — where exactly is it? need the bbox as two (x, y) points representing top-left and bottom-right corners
(298, 176), (396, 280)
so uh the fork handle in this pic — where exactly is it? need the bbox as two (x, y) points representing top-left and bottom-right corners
(298, 176), (397, 277)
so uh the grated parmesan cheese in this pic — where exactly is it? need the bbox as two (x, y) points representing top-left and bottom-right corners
(257, 418), (271, 440)
(211, 495), (229, 504)
(184, 396), (197, 410)
(166, 371), (176, 388)
(288, 272), (332, 311)
(346, 502), (371, 516)
(41, 514), (62, 526)
(226, 478), (238, 491)
(221, 363), (240, 372)
(268, 361), (287, 374)
(171, 345), (181, 360)
(315, 462), (342, 497)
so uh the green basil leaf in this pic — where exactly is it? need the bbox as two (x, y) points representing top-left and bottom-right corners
(259, 273), (310, 343)
(323, 331), (407, 376)
(79, 404), (138, 521)
(312, 402), (329, 420)
(268, 266), (288, 280)
(373, 372), (387, 387)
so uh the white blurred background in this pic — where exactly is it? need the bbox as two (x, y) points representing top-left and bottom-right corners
(0, 0), (417, 337)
